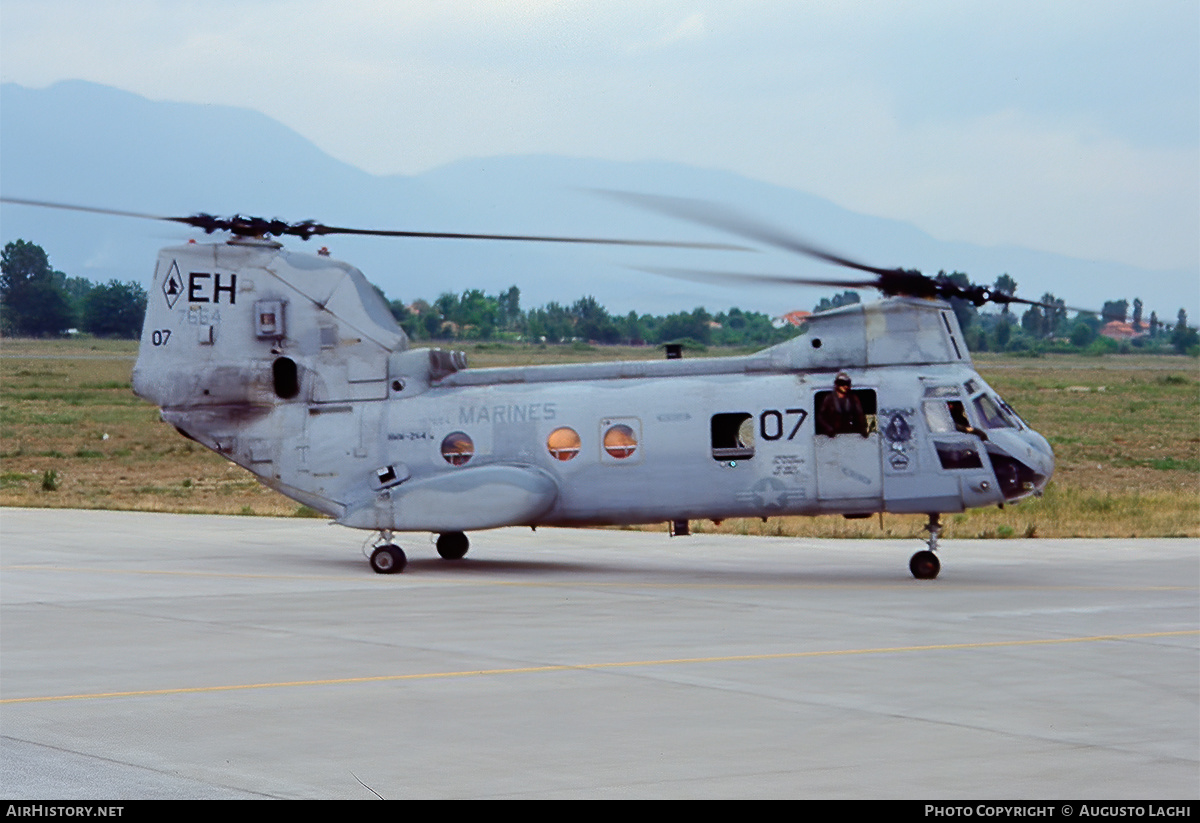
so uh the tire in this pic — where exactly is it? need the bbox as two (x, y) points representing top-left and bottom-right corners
(909, 550), (940, 580)
(436, 531), (469, 560)
(371, 545), (407, 574)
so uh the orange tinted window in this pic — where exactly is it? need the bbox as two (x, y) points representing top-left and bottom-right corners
(603, 424), (638, 459)
(547, 427), (581, 461)
(440, 431), (474, 466)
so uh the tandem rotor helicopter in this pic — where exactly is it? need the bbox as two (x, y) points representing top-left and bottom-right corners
(3, 194), (1058, 579)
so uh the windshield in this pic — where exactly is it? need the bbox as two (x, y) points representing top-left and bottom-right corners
(973, 393), (1017, 429)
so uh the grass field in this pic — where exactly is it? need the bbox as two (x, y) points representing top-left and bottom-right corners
(1, 337), (1197, 538)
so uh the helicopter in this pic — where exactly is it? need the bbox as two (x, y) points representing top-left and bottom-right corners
(2, 195), (1057, 579)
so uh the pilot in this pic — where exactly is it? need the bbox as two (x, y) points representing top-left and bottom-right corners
(948, 400), (987, 440)
(818, 372), (868, 437)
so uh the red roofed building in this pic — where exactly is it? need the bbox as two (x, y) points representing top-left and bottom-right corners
(1099, 320), (1143, 341)
(777, 310), (812, 328)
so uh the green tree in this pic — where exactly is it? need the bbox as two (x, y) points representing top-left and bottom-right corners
(1171, 309), (1198, 354)
(62, 275), (95, 321)
(940, 271), (978, 330)
(0, 240), (74, 336)
(619, 310), (646, 345)
(813, 291), (860, 313)
(497, 286), (521, 331)
(1020, 305), (1043, 338)
(993, 314), (1014, 349)
(81, 280), (147, 338)
(571, 296), (618, 343)
(993, 274), (1017, 315)
(1101, 299), (1128, 324)
(1068, 320), (1096, 347)
(656, 307), (713, 346)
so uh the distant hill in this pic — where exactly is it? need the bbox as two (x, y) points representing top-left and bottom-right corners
(2, 80), (1194, 319)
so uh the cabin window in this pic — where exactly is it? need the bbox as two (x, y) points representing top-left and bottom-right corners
(814, 389), (877, 436)
(272, 357), (299, 399)
(547, 427), (581, 461)
(603, 424), (638, 459)
(711, 413), (755, 461)
(440, 431), (474, 466)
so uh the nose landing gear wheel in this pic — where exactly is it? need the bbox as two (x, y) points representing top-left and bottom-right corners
(370, 544), (407, 574)
(910, 513), (942, 579)
(909, 550), (941, 579)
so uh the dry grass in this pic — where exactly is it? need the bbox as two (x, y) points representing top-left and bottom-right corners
(2, 338), (1197, 537)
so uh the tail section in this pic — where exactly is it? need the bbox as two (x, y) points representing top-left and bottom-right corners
(133, 238), (408, 411)
(132, 238), (409, 518)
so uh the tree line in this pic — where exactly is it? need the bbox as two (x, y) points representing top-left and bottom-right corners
(2, 239), (1196, 355)
(0, 239), (798, 348)
(386, 288), (799, 348)
(0, 240), (147, 338)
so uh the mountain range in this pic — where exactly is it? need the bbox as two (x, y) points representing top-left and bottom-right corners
(2, 80), (1194, 320)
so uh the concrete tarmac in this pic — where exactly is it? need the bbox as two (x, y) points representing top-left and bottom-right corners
(1, 508), (1196, 799)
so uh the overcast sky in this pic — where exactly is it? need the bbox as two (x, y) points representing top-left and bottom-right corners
(3, 0), (1197, 279)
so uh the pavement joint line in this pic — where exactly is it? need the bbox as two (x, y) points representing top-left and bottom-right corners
(3, 629), (1195, 705)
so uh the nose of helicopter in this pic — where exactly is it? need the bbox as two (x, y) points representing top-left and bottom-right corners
(1023, 428), (1054, 493)
(987, 428), (1054, 502)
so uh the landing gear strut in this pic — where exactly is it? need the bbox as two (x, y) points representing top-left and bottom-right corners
(436, 531), (469, 560)
(909, 514), (942, 580)
(369, 530), (407, 574)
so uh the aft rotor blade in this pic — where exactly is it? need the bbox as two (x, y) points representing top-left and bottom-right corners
(2, 196), (747, 250)
(1, 197), (175, 224)
(304, 223), (748, 250)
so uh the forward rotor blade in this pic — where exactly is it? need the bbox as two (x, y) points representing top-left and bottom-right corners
(598, 190), (896, 277)
(633, 265), (877, 291)
(604, 190), (1107, 313)
(983, 289), (1094, 315)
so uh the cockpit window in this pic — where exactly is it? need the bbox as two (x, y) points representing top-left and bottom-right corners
(923, 385), (961, 398)
(924, 400), (982, 436)
(997, 398), (1028, 429)
(973, 394), (1016, 429)
(923, 401), (955, 433)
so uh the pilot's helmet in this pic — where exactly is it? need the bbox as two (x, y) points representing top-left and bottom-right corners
(834, 371), (851, 387)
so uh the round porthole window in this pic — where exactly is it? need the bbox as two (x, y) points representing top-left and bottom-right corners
(547, 427), (581, 461)
(440, 431), (474, 466)
(603, 424), (638, 459)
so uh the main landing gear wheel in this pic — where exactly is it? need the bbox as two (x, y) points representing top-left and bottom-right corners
(370, 544), (407, 574)
(909, 550), (941, 580)
(436, 531), (469, 560)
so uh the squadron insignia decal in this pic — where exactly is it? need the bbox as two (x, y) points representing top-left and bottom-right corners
(162, 260), (184, 309)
